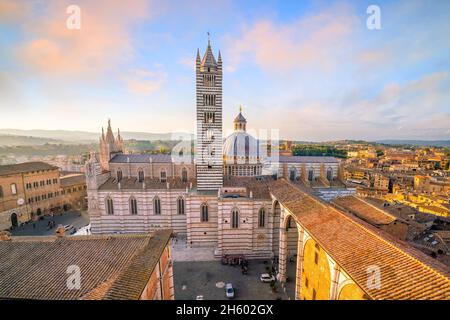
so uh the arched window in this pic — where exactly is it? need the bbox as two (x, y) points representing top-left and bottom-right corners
(231, 209), (239, 228)
(327, 167), (333, 181)
(10, 183), (17, 195)
(106, 197), (114, 215)
(154, 196), (161, 215)
(289, 167), (296, 181)
(138, 169), (144, 182)
(258, 208), (266, 228)
(181, 168), (188, 183)
(177, 197), (185, 215)
(0, 186), (3, 198)
(201, 203), (208, 222)
(117, 169), (123, 182)
(160, 170), (167, 183)
(129, 197), (138, 215)
(308, 169), (314, 181)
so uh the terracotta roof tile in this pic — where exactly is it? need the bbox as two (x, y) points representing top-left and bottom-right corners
(0, 230), (172, 300)
(269, 179), (450, 300)
(0, 162), (58, 176)
(332, 196), (397, 225)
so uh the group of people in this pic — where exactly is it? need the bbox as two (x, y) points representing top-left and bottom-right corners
(46, 220), (57, 230)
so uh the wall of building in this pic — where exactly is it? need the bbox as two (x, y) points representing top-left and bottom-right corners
(140, 243), (174, 300)
(91, 189), (188, 234)
(109, 162), (196, 181)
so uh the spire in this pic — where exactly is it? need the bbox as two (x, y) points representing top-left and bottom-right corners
(200, 35), (217, 69)
(105, 118), (115, 143)
(233, 106), (247, 132)
(218, 50), (222, 63)
(196, 48), (201, 62)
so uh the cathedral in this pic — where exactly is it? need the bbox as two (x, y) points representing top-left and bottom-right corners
(85, 40), (344, 258)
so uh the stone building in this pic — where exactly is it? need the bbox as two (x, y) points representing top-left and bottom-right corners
(82, 39), (450, 300)
(0, 162), (87, 231)
(85, 40), (342, 259)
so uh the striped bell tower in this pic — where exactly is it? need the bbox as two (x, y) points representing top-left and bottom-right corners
(195, 38), (223, 191)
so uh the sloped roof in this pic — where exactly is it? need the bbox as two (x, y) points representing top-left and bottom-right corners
(269, 179), (450, 300)
(60, 174), (86, 187)
(0, 162), (58, 176)
(278, 156), (339, 163)
(0, 230), (172, 300)
(200, 41), (217, 67)
(234, 112), (247, 123)
(332, 196), (397, 225)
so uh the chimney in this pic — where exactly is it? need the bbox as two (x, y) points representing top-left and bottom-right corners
(56, 225), (65, 237)
(0, 231), (11, 241)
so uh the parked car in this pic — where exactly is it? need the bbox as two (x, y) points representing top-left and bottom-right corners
(196, 295), (204, 300)
(260, 273), (276, 283)
(225, 283), (235, 299)
(64, 225), (74, 231)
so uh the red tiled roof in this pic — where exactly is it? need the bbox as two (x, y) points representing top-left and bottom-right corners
(331, 196), (397, 225)
(0, 230), (172, 300)
(269, 179), (450, 300)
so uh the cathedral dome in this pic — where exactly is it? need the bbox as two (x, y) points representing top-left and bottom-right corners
(223, 131), (261, 164)
(223, 108), (261, 165)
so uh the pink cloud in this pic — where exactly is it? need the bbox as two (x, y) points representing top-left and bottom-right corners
(17, 0), (153, 78)
(225, 4), (359, 73)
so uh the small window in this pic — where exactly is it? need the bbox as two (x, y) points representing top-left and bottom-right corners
(177, 197), (185, 215)
(0, 186), (3, 198)
(106, 197), (114, 215)
(138, 170), (144, 182)
(201, 203), (208, 222)
(117, 169), (123, 182)
(154, 197), (161, 215)
(231, 209), (239, 228)
(258, 208), (266, 228)
(181, 168), (188, 183)
(10, 183), (17, 195)
(129, 197), (138, 215)
(160, 170), (167, 183)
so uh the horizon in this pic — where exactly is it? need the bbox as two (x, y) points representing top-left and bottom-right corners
(1, 0), (449, 141)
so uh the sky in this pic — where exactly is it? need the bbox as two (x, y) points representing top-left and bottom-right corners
(0, 0), (449, 141)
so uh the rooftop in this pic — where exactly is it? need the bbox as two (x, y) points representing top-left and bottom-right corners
(0, 162), (59, 177)
(60, 173), (86, 188)
(277, 156), (339, 163)
(331, 195), (397, 226)
(269, 179), (450, 300)
(0, 230), (172, 300)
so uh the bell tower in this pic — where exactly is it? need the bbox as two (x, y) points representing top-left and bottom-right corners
(196, 38), (223, 191)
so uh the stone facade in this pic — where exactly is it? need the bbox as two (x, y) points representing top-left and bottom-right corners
(85, 39), (345, 259)
(0, 162), (87, 231)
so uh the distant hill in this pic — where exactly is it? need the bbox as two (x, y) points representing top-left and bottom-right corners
(374, 140), (450, 147)
(0, 134), (67, 146)
(0, 129), (193, 143)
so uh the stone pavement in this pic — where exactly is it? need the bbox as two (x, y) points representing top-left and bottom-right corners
(10, 211), (89, 236)
(171, 236), (216, 262)
(173, 260), (290, 300)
